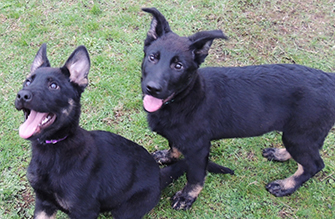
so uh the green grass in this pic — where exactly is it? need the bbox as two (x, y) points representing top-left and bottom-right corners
(1, 0), (334, 218)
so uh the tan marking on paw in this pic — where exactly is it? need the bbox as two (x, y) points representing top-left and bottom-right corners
(35, 211), (56, 219)
(274, 148), (292, 161)
(170, 146), (182, 159)
(188, 184), (203, 198)
(276, 164), (304, 189)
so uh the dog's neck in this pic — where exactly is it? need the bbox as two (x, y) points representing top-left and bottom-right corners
(44, 135), (68, 144)
(35, 124), (78, 146)
(173, 73), (204, 104)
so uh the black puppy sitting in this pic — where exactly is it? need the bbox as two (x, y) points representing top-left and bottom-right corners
(15, 44), (187, 219)
(141, 8), (335, 210)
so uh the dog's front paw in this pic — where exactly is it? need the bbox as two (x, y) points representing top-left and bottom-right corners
(266, 181), (295, 197)
(171, 190), (196, 210)
(151, 149), (176, 165)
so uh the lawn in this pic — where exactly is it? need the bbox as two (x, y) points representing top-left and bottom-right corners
(1, 0), (334, 218)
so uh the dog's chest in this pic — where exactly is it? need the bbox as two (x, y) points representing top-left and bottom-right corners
(148, 111), (177, 134)
(54, 193), (71, 210)
(27, 163), (50, 190)
(148, 109), (206, 145)
(27, 164), (72, 210)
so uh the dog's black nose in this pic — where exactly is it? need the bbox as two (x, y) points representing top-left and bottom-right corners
(146, 82), (162, 95)
(17, 90), (32, 102)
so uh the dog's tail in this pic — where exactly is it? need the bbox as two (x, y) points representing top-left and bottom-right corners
(207, 161), (234, 175)
(159, 160), (234, 190)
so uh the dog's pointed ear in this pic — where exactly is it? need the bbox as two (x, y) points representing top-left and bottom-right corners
(30, 43), (51, 75)
(63, 45), (90, 89)
(142, 8), (171, 47)
(189, 30), (228, 65)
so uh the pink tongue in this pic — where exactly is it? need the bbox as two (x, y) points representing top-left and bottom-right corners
(19, 110), (47, 139)
(143, 95), (163, 112)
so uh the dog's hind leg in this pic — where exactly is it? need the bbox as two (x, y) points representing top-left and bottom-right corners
(262, 148), (292, 162)
(112, 188), (160, 219)
(266, 132), (325, 197)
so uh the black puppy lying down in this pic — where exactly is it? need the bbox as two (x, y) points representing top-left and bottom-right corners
(15, 44), (193, 219)
(141, 8), (335, 210)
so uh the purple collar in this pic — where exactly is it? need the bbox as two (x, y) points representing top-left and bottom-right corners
(45, 135), (68, 144)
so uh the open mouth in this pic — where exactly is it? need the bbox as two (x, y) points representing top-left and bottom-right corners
(143, 93), (175, 112)
(19, 109), (56, 139)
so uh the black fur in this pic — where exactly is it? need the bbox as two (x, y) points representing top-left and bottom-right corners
(141, 8), (335, 210)
(15, 44), (187, 219)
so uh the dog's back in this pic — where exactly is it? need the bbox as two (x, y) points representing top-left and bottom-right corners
(198, 64), (335, 139)
(72, 129), (162, 214)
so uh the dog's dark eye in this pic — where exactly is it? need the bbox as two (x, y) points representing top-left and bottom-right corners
(172, 62), (183, 70)
(49, 82), (59, 90)
(148, 53), (160, 63)
(148, 54), (156, 62)
(24, 80), (31, 87)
